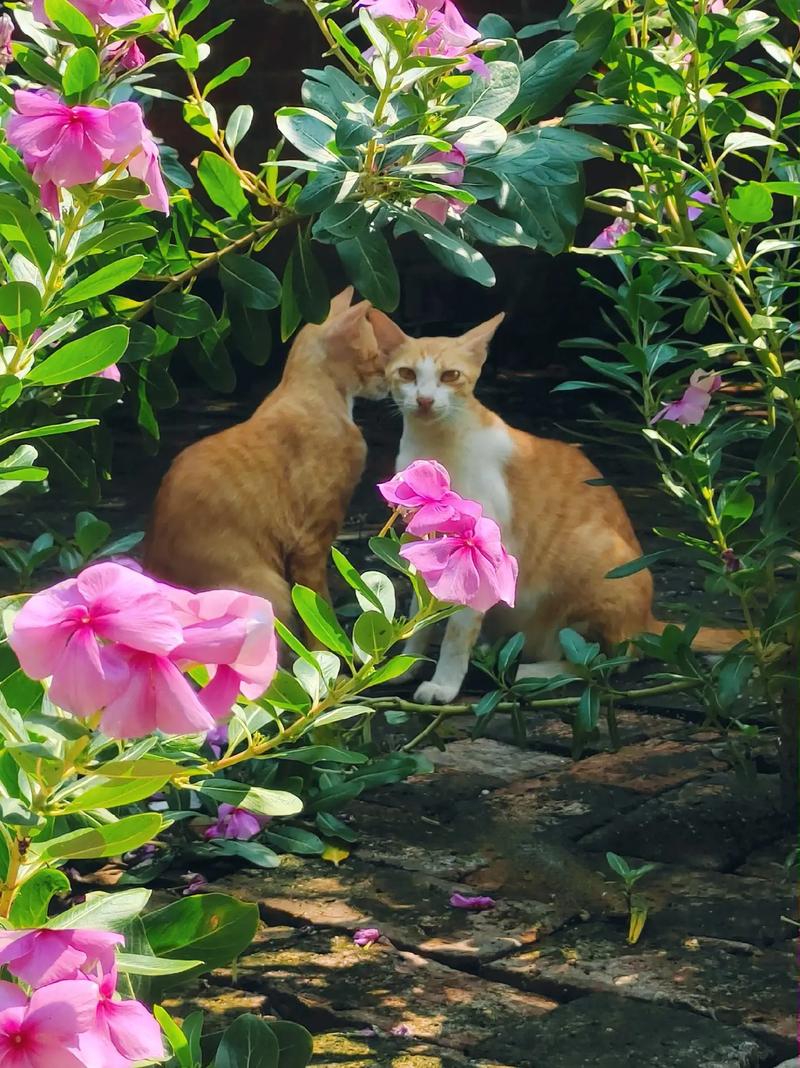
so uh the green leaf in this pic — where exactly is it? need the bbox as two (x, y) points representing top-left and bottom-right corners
(53, 255), (144, 308)
(265, 669), (313, 712)
(219, 254), (281, 310)
(337, 229), (400, 312)
(683, 296), (710, 334)
(9, 869), (70, 927)
(352, 611), (394, 661)
(153, 1007), (193, 1068)
(498, 632), (524, 679)
(204, 56), (250, 96)
(214, 1014), (280, 1068)
(728, 182), (773, 223)
(463, 205), (537, 249)
(264, 826), (325, 855)
(575, 686), (600, 734)
(606, 851), (631, 878)
(508, 12), (613, 122)
(63, 46), (99, 97)
(331, 547), (384, 610)
(605, 550), (670, 579)
(288, 232), (330, 324)
(55, 773), (172, 813)
(396, 206), (495, 287)
(116, 952), (203, 976)
(225, 104), (254, 149)
(275, 107), (337, 162)
(291, 586), (353, 659)
(0, 282), (42, 339)
(30, 813), (163, 862)
(315, 810), (358, 843)
(47, 888), (151, 930)
(44, 0), (95, 42)
(212, 839), (281, 867)
(28, 325), (130, 385)
(362, 655), (419, 688)
(273, 745), (368, 765)
(197, 152), (248, 217)
(76, 223), (158, 258)
(154, 292), (216, 338)
(313, 703), (366, 727)
(200, 779), (303, 816)
(558, 627), (599, 666)
(269, 1021), (314, 1068)
(473, 689), (503, 719)
(144, 893), (259, 988)
(0, 193), (53, 276)
(452, 62), (521, 119)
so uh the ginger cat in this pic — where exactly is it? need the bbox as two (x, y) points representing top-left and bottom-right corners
(144, 289), (387, 634)
(368, 309), (742, 704)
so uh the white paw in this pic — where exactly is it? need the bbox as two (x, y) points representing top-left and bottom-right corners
(414, 680), (460, 704)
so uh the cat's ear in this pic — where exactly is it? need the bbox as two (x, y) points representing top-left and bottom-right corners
(323, 300), (371, 354)
(328, 286), (355, 318)
(367, 309), (409, 355)
(461, 312), (505, 364)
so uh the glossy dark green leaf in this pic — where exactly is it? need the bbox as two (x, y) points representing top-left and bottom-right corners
(154, 292), (216, 338)
(197, 152), (248, 217)
(54, 255), (144, 308)
(288, 233), (330, 324)
(28, 325), (129, 385)
(264, 826), (325, 855)
(213, 1014), (279, 1068)
(219, 254), (281, 310)
(337, 228), (400, 312)
(0, 193), (53, 276)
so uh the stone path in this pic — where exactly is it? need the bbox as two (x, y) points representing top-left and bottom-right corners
(165, 707), (797, 1067)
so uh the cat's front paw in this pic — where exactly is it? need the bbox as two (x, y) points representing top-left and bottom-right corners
(414, 680), (460, 704)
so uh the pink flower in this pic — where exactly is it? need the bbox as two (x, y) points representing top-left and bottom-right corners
(400, 514), (518, 612)
(425, 144), (467, 187)
(686, 189), (713, 221)
(415, 0), (484, 73)
(379, 460), (481, 536)
(7, 91), (116, 190)
(651, 369), (722, 426)
(721, 548), (741, 573)
(181, 872), (209, 895)
(449, 892), (495, 910)
(0, 14), (13, 69)
(9, 561), (183, 717)
(167, 587), (278, 714)
(353, 928), (381, 947)
(99, 648), (216, 738)
(390, 1024), (412, 1036)
(107, 101), (169, 215)
(0, 978), (99, 1068)
(589, 216), (632, 250)
(95, 364), (121, 382)
(205, 723), (228, 758)
(356, 0), (416, 14)
(77, 969), (163, 1068)
(32, 0), (154, 27)
(0, 929), (123, 989)
(203, 803), (266, 841)
(102, 39), (146, 70)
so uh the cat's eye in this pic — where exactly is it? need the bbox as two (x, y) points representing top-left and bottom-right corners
(397, 367), (417, 383)
(440, 369), (461, 384)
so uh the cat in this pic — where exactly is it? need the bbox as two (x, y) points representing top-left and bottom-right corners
(144, 288), (388, 640)
(368, 308), (744, 704)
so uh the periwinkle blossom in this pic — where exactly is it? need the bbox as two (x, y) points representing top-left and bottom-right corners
(449, 892), (496, 910)
(204, 803), (267, 841)
(0, 929), (123, 988)
(102, 39), (146, 70)
(95, 364), (122, 382)
(205, 722), (229, 758)
(721, 548), (742, 573)
(686, 189), (713, 221)
(651, 369), (722, 426)
(415, 144), (470, 224)
(31, 0), (155, 28)
(6, 91), (169, 218)
(358, 0), (487, 74)
(77, 968), (164, 1068)
(0, 13), (13, 69)
(9, 561), (278, 738)
(0, 977), (99, 1068)
(378, 458), (480, 536)
(400, 512), (518, 612)
(589, 216), (632, 250)
(353, 928), (381, 947)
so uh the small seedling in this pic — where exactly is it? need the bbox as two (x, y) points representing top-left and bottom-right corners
(606, 851), (657, 944)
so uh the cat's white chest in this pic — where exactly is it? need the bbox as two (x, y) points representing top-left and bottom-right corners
(398, 420), (514, 532)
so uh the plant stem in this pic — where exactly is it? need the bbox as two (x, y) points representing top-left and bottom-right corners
(302, 0), (361, 79)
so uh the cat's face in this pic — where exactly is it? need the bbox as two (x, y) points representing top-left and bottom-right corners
(369, 312), (505, 419)
(387, 340), (481, 418)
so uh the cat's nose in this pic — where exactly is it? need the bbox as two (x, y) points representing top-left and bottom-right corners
(417, 396), (434, 412)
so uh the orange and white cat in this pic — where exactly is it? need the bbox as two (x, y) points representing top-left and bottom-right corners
(144, 289), (387, 636)
(369, 309), (741, 703)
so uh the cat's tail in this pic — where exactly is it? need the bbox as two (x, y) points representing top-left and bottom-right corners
(646, 616), (749, 653)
